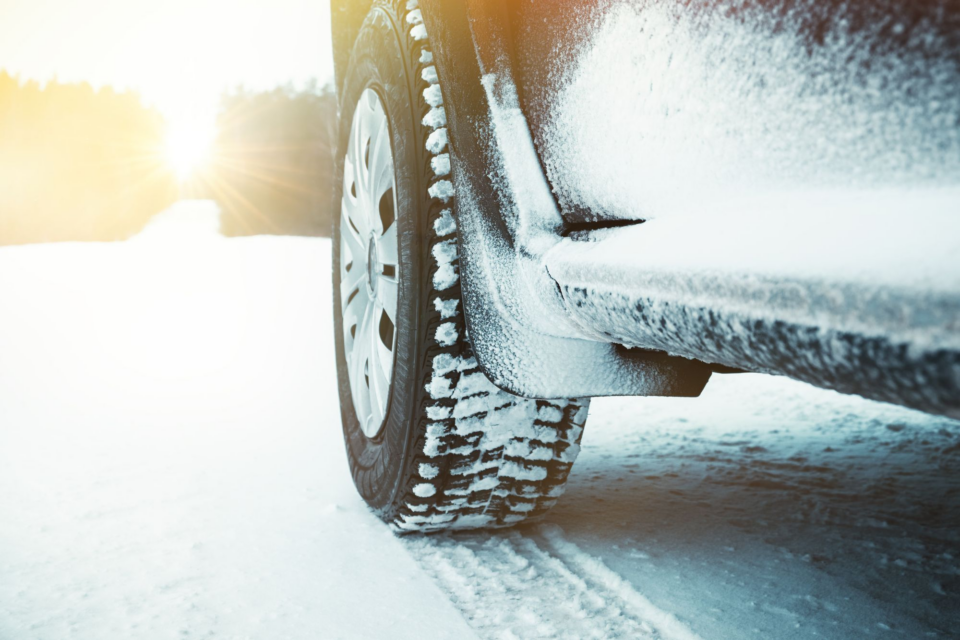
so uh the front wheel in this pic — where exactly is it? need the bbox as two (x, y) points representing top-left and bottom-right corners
(332, 0), (589, 532)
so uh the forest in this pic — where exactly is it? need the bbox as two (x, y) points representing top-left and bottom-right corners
(212, 81), (337, 238)
(0, 71), (337, 245)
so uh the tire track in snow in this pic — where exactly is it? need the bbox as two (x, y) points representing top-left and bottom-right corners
(537, 525), (701, 640)
(405, 525), (701, 640)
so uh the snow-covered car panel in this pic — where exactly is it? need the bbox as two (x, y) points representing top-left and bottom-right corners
(418, 0), (714, 399)
(513, 0), (960, 224)
(546, 193), (960, 418)
(337, 1), (960, 416)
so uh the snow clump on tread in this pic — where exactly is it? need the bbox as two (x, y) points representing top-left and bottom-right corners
(391, 1), (589, 532)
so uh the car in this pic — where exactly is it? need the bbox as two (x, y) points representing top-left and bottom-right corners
(328, 0), (960, 532)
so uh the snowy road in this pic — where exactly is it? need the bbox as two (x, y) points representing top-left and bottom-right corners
(1, 202), (958, 639)
(408, 379), (960, 639)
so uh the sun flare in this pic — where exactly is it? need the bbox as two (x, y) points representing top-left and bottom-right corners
(165, 117), (216, 180)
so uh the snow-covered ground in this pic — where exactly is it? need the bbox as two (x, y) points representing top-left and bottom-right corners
(413, 380), (960, 639)
(1, 201), (958, 639)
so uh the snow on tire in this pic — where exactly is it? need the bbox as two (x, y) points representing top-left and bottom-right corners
(333, 0), (589, 532)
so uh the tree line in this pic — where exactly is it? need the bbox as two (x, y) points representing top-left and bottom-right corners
(0, 71), (176, 245)
(210, 80), (337, 238)
(0, 71), (338, 245)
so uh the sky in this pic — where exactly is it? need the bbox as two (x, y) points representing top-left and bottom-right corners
(0, 0), (334, 123)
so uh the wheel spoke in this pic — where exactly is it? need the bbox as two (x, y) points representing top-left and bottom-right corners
(348, 341), (370, 427)
(354, 296), (375, 358)
(368, 375), (385, 429)
(374, 317), (394, 380)
(340, 269), (365, 312)
(356, 97), (383, 200)
(342, 156), (358, 205)
(351, 303), (375, 415)
(377, 275), (398, 322)
(378, 221), (398, 267)
(349, 113), (367, 194)
(365, 102), (385, 157)
(369, 130), (394, 208)
(341, 267), (368, 318)
(368, 306), (389, 426)
(342, 175), (372, 240)
(340, 212), (366, 270)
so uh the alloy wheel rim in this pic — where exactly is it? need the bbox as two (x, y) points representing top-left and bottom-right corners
(340, 88), (399, 438)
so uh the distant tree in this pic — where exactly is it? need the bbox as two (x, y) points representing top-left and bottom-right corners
(208, 81), (337, 237)
(0, 70), (177, 245)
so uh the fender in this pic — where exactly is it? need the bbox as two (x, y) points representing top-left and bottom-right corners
(418, 0), (711, 399)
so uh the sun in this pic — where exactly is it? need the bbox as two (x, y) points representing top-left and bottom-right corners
(165, 116), (215, 180)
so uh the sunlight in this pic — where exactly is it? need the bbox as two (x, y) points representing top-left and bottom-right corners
(165, 116), (216, 180)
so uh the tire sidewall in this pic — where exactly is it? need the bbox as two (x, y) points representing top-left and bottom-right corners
(333, 4), (429, 513)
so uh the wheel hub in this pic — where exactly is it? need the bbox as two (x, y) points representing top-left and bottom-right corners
(366, 236), (379, 297)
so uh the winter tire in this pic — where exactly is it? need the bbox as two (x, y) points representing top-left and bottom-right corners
(332, 0), (589, 531)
